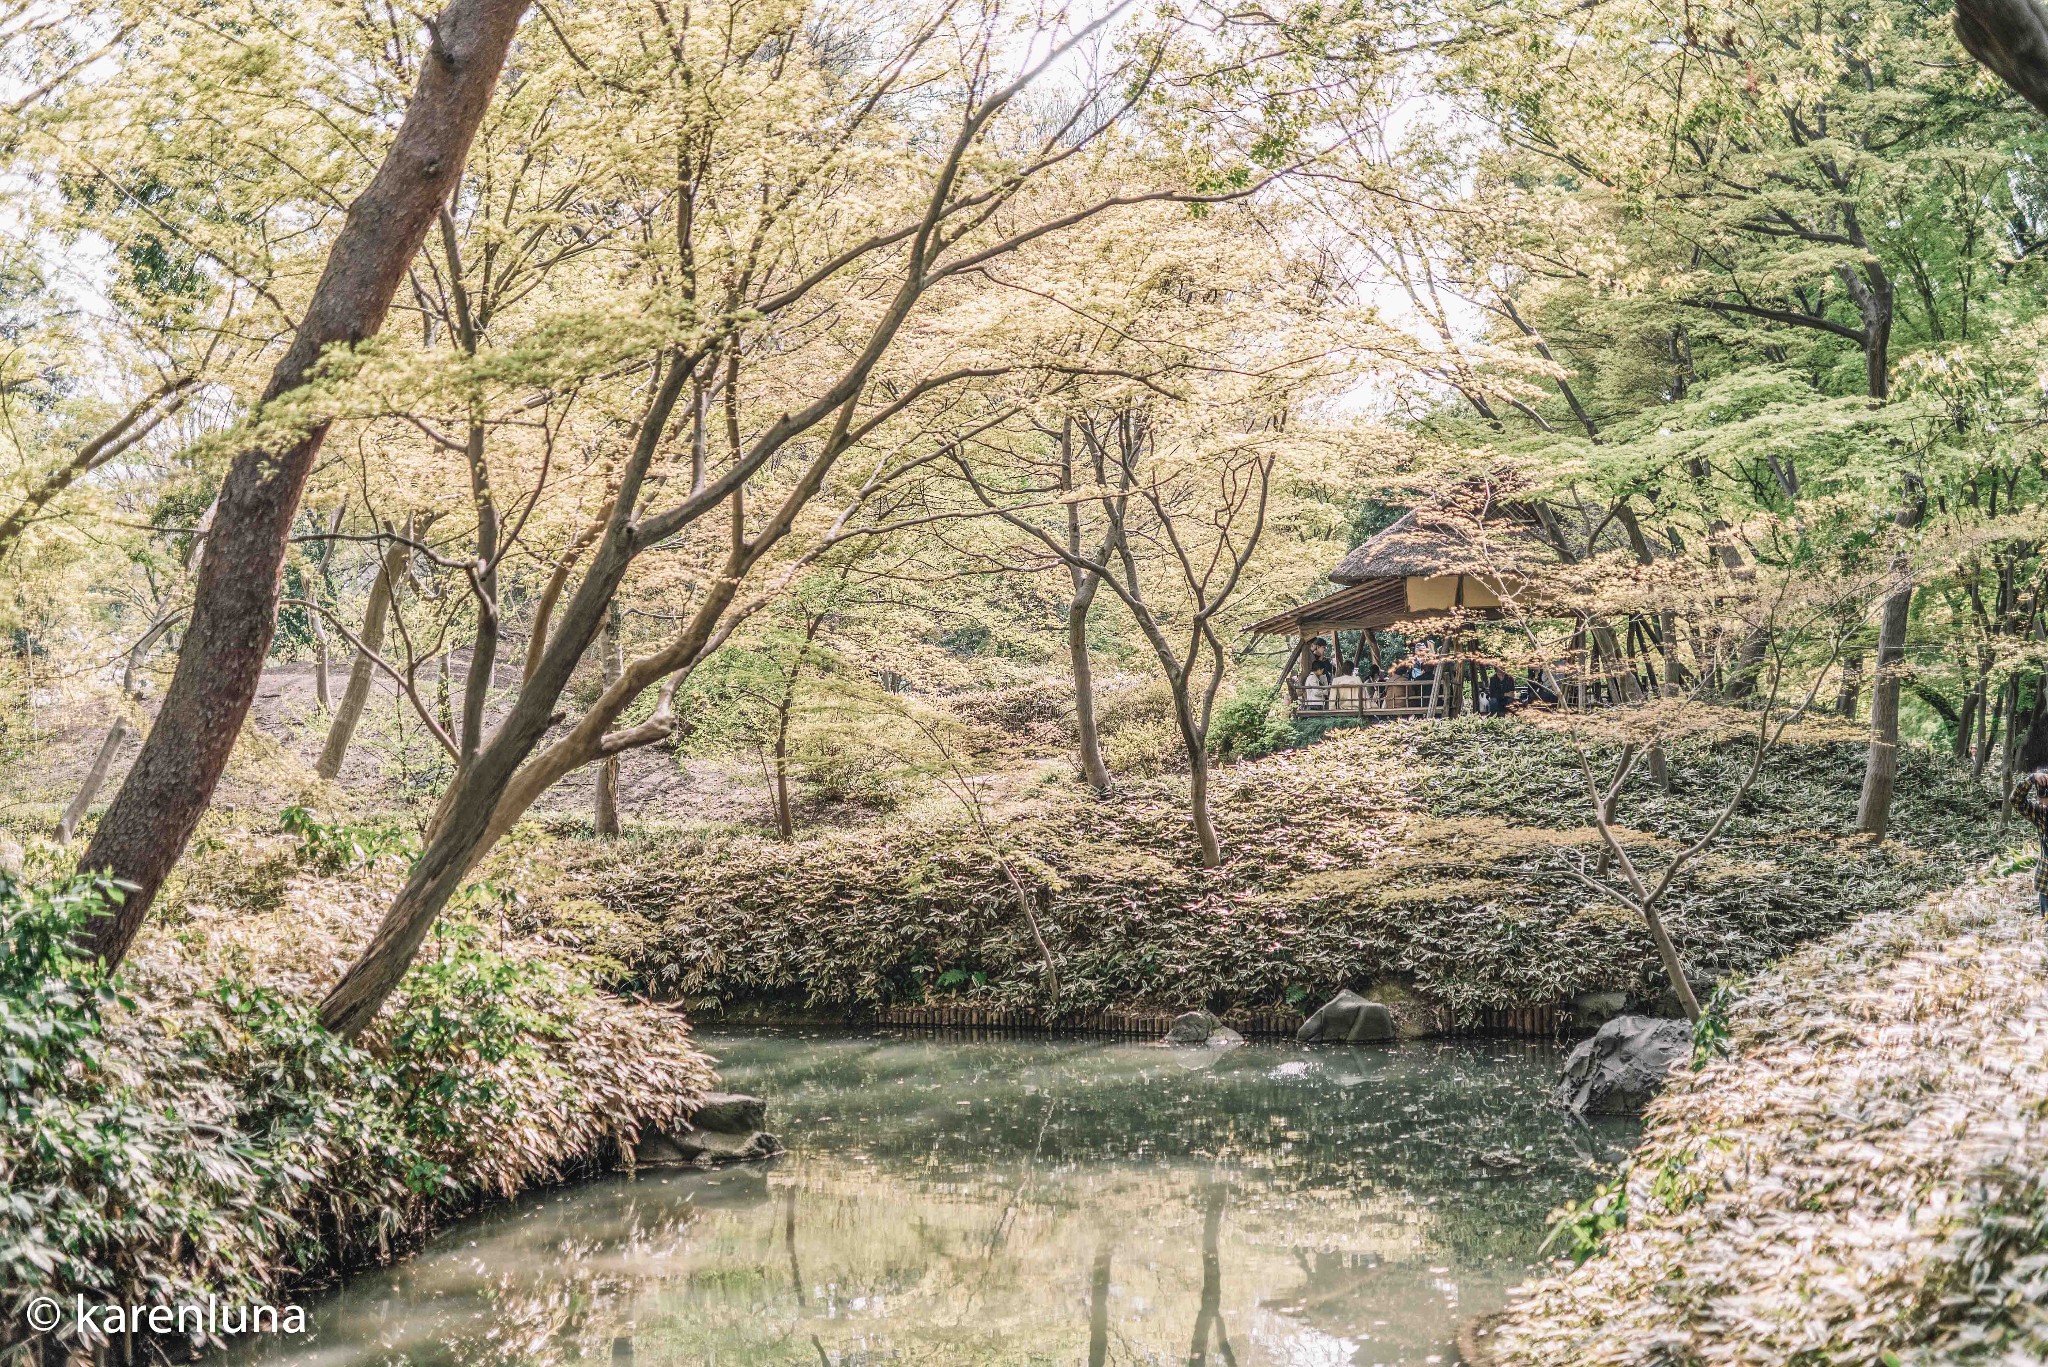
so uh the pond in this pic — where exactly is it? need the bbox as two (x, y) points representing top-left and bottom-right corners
(231, 1031), (1635, 1367)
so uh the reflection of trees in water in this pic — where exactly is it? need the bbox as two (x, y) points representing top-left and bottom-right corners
(1187, 1183), (1239, 1367)
(1088, 1236), (1111, 1367)
(710, 1034), (1628, 1270)
(245, 1039), (1625, 1367)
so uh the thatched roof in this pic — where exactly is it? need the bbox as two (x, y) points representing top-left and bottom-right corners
(1328, 507), (1553, 585)
(1246, 579), (1413, 636)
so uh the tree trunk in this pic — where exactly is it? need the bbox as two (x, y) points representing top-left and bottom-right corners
(1836, 653), (1864, 719)
(317, 535), (411, 781)
(320, 447), (698, 1037)
(57, 719), (129, 845)
(58, 609), (182, 844)
(313, 626), (332, 712)
(1641, 899), (1702, 1023)
(765, 610), (824, 842)
(770, 735), (794, 841)
(1173, 687), (1221, 867)
(1857, 483), (1927, 837)
(1979, 684), (2006, 780)
(1069, 581), (1111, 792)
(459, 422), (498, 767)
(594, 606), (622, 838)
(76, 0), (533, 967)
(1955, 0), (2048, 118)
(1060, 417), (1113, 793)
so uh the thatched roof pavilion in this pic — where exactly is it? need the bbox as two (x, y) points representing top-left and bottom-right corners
(1249, 504), (1566, 720)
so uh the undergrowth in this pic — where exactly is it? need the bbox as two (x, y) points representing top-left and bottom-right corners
(0, 853), (712, 1361)
(530, 718), (2001, 1021)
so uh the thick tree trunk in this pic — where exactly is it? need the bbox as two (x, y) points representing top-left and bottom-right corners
(1955, 0), (2048, 117)
(594, 606), (622, 838)
(317, 535), (411, 780)
(1857, 484), (1926, 836)
(77, 0), (533, 966)
(1069, 580), (1111, 792)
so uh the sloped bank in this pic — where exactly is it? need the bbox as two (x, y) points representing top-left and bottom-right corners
(1488, 873), (2048, 1365)
(537, 719), (1998, 1027)
(0, 835), (717, 1361)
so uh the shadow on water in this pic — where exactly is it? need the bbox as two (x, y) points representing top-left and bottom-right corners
(224, 1031), (1635, 1367)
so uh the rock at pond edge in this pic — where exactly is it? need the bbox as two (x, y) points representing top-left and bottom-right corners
(1552, 1014), (1690, 1115)
(1163, 1012), (1245, 1050)
(692, 1091), (768, 1132)
(632, 1091), (783, 1168)
(1296, 990), (1396, 1044)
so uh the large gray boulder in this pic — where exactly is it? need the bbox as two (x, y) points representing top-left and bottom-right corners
(633, 1091), (783, 1168)
(1552, 1014), (1690, 1115)
(1295, 990), (1396, 1045)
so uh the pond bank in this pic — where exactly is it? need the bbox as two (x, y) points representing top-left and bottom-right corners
(533, 720), (1998, 1028)
(716, 997), (1571, 1039)
(0, 846), (716, 1364)
(1488, 872), (2048, 1365)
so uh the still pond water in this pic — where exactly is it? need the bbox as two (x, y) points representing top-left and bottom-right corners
(234, 1031), (1634, 1367)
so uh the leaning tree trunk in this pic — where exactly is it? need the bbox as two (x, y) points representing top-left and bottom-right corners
(57, 720), (129, 846)
(59, 608), (185, 843)
(317, 534), (411, 781)
(1857, 485), (1926, 837)
(74, 0), (532, 967)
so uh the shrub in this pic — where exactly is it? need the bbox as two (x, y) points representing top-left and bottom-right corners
(794, 731), (904, 809)
(1209, 684), (1295, 762)
(280, 804), (417, 874)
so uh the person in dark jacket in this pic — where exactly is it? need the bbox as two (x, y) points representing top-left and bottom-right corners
(1477, 668), (1515, 716)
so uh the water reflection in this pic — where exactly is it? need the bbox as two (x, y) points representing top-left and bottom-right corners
(228, 1032), (1634, 1367)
